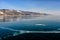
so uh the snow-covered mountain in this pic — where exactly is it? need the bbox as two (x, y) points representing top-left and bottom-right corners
(0, 9), (48, 16)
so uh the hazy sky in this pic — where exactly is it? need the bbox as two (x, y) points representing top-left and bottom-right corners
(0, 0), (60, 14)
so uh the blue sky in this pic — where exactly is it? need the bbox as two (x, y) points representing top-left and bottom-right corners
(0, 0), (60, 14)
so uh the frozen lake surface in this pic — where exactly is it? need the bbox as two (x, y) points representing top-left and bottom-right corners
(0, 15), (60, 39)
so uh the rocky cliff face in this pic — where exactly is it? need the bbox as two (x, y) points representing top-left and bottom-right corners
(0, 9), (21, 15)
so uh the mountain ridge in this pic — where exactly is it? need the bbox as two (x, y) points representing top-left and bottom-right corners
(0, 9), (48, 16)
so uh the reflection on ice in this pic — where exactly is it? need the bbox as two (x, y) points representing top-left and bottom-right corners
(0, 15), (41, 22)
(0, 14), (60, 22)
